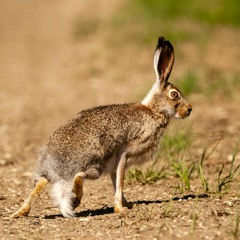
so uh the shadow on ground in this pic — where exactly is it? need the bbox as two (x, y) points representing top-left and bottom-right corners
(43, 193), (209, 219)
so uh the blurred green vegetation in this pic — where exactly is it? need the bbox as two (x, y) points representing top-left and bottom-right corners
(204, 72), (240, 98)
(128, 0), (240, 26)
(74, 0), (240, 44)
(177, 72), (200, 97)
(74, 0), (240, 98)
(177, 71), (240, 98)
(112, 0), (240, 45)
(115, 0), (240, 27)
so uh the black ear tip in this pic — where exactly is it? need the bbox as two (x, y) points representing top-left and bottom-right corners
(157, 36), (173, 51)
(157, 36), (166, 47)
(158, 36), (166, 41)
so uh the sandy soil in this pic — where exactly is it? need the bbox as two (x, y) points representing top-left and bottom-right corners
(1, 1), (240, 239)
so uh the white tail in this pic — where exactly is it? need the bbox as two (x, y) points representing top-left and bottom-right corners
(51, 180), (75, 217)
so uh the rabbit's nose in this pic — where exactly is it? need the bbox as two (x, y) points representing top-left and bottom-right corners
(187, 105), (192, 113)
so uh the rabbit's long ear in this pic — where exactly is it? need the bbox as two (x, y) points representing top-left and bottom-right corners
(154, 37), (174, 87)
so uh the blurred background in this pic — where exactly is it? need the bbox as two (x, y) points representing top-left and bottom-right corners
(0, 0), (240, 187)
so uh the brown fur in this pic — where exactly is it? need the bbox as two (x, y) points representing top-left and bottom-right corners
(11, 36), (192, 218)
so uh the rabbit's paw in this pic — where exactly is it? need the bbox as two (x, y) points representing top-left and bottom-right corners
(11, 206), (30, 218)
(114, 205), (128, 213)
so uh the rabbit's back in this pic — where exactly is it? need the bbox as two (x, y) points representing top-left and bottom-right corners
(11, 37), (192, 219)
(35, 103), (166, 182)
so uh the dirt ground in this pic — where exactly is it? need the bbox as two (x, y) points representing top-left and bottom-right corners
(1, 1), (240, 239)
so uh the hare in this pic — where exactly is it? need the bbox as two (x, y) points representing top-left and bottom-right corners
(11, 36), (192, 218)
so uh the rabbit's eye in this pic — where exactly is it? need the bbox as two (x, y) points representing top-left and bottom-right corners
(169, 90), (180, 99)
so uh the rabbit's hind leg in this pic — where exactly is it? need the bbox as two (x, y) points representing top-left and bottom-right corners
(71, 172), (85, 210)
(11, 177), (48, 218)
(71, 166), (102, 209)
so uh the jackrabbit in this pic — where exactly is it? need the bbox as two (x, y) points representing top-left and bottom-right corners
(11, 36), (192, 218)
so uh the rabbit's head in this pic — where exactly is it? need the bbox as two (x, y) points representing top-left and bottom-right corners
(142, 37), (192, 119)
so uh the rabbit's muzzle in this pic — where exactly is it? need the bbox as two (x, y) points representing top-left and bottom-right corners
(175, 103), (192, 119)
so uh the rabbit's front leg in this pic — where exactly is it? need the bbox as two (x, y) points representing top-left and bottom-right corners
(111, 172), (129, 208)
(113, 152), (128, 213)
